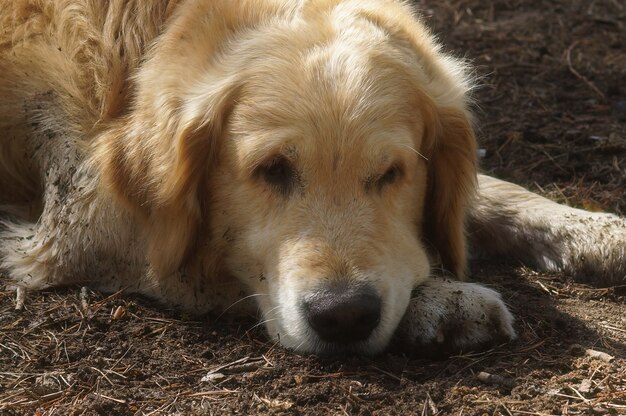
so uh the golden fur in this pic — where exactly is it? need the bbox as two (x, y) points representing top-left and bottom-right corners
(1, 0), (623, 354)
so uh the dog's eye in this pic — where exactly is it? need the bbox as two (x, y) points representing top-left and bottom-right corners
(377, 164), (403, 189)
(258, 157), (295, 195)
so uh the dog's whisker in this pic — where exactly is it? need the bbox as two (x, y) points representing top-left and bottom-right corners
(252, 305), (282, 328)
(293, 339), (307, 353)
(262, 305), (281, 317)
(247, 318), (276, 332)
(215, 293), (269, 321)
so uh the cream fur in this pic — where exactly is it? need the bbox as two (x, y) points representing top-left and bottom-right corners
(1, 0), (623, 355)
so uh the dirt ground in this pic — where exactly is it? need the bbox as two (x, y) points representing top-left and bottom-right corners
(1, 0), (625, 414)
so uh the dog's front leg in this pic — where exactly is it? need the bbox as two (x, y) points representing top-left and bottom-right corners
(395, 278), (515, 355)
(468, 175), (626, 285)
(0, 128), (145, 293)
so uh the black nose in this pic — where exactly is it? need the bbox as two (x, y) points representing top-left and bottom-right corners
(304, 286), (382, 344)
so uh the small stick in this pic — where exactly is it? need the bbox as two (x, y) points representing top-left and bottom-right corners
(565, 41), (605, 99)
(421, 392), (438, 416)
(80, 286), (89, 310)
(205, 356), (252, 376)
(93, 393), (127, 404)
(222, 360), (268, 374)
(183, 389), (238, 398)
(585, 349), (614, 363)
(15, 287), (26, 311)
(477, 371), (516, 388)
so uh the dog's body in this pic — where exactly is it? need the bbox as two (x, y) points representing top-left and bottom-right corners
(1, 0), (624, 355)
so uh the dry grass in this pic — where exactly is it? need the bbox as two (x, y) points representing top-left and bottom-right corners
(1, 265), (625, 414)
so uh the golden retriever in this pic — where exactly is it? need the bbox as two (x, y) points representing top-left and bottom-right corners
(1, 0), (624, 355)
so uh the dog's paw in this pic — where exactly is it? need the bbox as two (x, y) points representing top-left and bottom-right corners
(542, 212), (626, 286)
(395, 278), (515, 355)
(470, 175), (626, 287)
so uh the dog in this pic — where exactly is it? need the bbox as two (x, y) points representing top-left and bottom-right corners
(1, 0), (624, 355)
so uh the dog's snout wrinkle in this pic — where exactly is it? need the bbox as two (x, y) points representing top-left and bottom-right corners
(305, 286), (382, 344)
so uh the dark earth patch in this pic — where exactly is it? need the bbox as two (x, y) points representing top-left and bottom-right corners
(1, 0), (625, 414)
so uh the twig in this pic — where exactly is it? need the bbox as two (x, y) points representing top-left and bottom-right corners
(369, 365), (403, 382)
(90, 367), (115, 387)
(421, 392), (438, 416)
(501, 403), (514, 416)
(585, 349), (614, 363)
(565, 41), (605, 98)
(536, 280), (554, 296)
(93, 392), (127, 404)
(476, 371), (516, 388)
(600, 323), (626, 334)
(221, 360), (268, 375)
(549, 391), (587, 401)
(91, 287), (128, 309)
(183, 389), (238, 398)
(202, 356), (271, 379)
(109, 345), (133, 370)
(568, 385), (590, 403)
(80, 287), (89, 310)
(15, 286), (26, 311)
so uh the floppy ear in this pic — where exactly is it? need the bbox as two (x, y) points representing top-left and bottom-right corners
(421, 105), (478, 278)
(95, 73), (239, 278)
(91, 0), (261, 279)
(92, 1), (287, 278)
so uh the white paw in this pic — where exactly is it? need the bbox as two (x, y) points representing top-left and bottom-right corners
(470, 175), (625, 286)
(395, 278), (515, 355)
(549, 212), (626, 286)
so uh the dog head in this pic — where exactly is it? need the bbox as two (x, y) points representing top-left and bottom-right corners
(98, 0), (477, 354)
